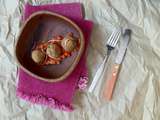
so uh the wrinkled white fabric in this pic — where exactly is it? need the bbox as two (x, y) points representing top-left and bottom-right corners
(0, 0), (160, 119)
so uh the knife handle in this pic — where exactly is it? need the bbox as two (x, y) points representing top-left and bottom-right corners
(103, 64), (121, 101)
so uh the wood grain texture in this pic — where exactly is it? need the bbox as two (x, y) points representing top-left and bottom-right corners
(103, 64), (121, 101)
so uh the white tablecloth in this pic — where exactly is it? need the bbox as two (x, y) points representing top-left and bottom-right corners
(0, 0), (160, 119)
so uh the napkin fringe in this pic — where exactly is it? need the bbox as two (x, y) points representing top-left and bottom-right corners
(16, 89), (73, 112)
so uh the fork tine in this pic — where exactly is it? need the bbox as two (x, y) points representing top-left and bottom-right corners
(112, 30), (121, 47)
(106, 28), (118, 45)
(107, 28), (121, 45)
(110, 30), (121, 47)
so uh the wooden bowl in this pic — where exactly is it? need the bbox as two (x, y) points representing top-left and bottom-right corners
(15, 11), (84, 82)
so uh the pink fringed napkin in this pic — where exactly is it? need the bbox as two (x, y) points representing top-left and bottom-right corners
(16, 3), (93, 111)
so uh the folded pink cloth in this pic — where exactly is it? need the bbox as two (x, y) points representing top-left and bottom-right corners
(16, 3), (93, 111)
(22, 3), (84, 21)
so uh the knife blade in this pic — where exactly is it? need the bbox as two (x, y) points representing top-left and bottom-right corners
(115, 29), (131, 64)
(103, 29), (131, 100)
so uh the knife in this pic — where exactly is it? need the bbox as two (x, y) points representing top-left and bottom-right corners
(103, 29), (132, 101)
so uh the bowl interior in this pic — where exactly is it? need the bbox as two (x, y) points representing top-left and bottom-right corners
(16, 13), (81, 80)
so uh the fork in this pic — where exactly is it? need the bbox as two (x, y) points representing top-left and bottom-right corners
(88, 27), (121, 92)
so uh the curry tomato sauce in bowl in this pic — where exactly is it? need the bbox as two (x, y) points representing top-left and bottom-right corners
(15, 11), (84, 82)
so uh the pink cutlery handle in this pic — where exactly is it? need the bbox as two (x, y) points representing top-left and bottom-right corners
(103, 64), (120, 101)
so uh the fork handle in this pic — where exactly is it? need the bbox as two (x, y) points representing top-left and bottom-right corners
(103, 63), (121, 100)
(88, 54), (109, 92)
